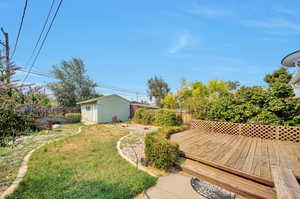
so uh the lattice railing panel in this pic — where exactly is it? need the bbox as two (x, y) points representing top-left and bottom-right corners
(191, 120), (300, 142)
(239, 124), (277, 140)
(277, 126), (300, 142)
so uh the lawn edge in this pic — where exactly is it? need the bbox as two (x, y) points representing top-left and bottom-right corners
(0, 125), (84, 199)
(117, 131), (157, 178)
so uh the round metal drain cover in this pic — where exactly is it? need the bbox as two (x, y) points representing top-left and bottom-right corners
(191, 177), (235, 199)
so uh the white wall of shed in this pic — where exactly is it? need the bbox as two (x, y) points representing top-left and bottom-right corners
(97, 95), (130, 123)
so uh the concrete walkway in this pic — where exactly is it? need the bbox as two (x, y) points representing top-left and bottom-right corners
(136, 173), (205, 199)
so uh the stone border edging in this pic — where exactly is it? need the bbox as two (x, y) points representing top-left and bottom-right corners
(117, 131), (157, 178)
(0, 126), (84, 199)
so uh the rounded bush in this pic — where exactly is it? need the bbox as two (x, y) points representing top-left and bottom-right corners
(144, 126), (187, 170)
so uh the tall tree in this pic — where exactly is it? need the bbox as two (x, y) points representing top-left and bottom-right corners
(48, 58), (98, 107)
(264, 67), (292, 84)
(226, 80), (240, 91)
(147, 76), (170, 107)
(161, 92), (178, 109)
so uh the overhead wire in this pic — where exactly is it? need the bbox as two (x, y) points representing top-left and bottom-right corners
(22, 0), (64, 83)
(17, 67), (147, 97)
(24, 0), (56, 68)
(11, 0), (29, 59)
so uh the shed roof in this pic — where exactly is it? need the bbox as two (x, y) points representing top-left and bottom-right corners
(77, 94), (130, 105)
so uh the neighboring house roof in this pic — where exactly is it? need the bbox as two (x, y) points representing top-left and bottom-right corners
(77, 94), (130, 105)
(130, 102), (159, 109)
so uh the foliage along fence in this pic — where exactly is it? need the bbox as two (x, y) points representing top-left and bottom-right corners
(179, 112), (193, 124)
(191, 120), (300, 143)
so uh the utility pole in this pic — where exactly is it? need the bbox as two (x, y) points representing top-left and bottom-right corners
(0, 27), (10, 83)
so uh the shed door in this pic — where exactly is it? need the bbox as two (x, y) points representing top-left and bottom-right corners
(92, 104), (98, 123)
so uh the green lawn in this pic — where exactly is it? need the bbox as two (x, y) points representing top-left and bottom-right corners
(8, 124), (156, 199)
(0, 123), (83, 193)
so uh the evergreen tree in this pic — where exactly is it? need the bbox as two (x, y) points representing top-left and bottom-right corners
(48, 58), (99, 107)
(147, 76), (170, 107)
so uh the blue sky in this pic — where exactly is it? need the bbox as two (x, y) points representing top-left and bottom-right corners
(1, 0), (300, 100)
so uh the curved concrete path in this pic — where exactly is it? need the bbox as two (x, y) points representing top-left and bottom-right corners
(136, 173), (205, 199)
(116, 123), (204, 199)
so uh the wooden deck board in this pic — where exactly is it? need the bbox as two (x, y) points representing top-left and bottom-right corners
(271, 166), (300, 199)
(171, 130), (300, 186)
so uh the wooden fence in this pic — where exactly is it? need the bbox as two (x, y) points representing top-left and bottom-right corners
(191, 120), (300, 142)
(180, 112), (193, 124)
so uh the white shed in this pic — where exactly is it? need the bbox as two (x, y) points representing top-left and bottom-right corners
(77, 94), (130, 124)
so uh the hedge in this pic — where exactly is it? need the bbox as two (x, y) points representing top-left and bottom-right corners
(133, 108), (182, 126)
(144, 125), (187, 170)
(133, 108), (155, 125)
(65, 113), (81, 123)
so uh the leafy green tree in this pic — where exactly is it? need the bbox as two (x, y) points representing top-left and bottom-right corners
(161, 92), (178, 109)
(191, 82), (209, 97)
(48, 58), (99, 107)
(185, 96), (213, 119)
(207, 80), (229, 95)
(264, 67), (292, 84)
(268, 82), (294, 98)
(235, 86), (268, 108)
(0, 57), (43, 145)
(248, 110), (283, 125)
(147, 76), (170, 107)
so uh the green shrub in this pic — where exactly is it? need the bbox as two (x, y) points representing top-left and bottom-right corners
(133, 108), (155, 125)
(154, 109), (182, 126)
(248, 110), (283, 125)
(157, 125), (188, 139)
(0, 107), (40, 146)
(294, 115), (300, 126)
(144, 126), (187, 170)
(65, 113), (81, 123)
(134, 108), (182, 126)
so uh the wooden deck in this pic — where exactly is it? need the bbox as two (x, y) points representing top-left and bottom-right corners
(171, 129), (300, 186)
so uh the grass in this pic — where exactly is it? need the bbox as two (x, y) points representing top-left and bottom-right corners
(8, 124), (156, 199)
(0, 123), (84, 193)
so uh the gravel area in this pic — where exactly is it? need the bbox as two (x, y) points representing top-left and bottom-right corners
(117, 123), (158, 167)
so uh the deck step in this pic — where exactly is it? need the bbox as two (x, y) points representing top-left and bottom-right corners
(271, 166), (300, 199)
(178, 159), (277, 199)
(185, 152), (274, 186)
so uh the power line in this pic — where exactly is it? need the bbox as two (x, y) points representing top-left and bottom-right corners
(17, 68), (53, 78)
(97, 84), (147, 96)
(17, 67), (147, 96)
(22, 0), (64, 83)
(11, 0), (29, 58)
(25, 0), (56, 67)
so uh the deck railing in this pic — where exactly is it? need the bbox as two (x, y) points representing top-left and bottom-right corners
(191, 120), (300, 142)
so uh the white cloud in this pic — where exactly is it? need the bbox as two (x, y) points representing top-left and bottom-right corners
(185, 5), (232, 18)
(168, 32), (191, 54)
